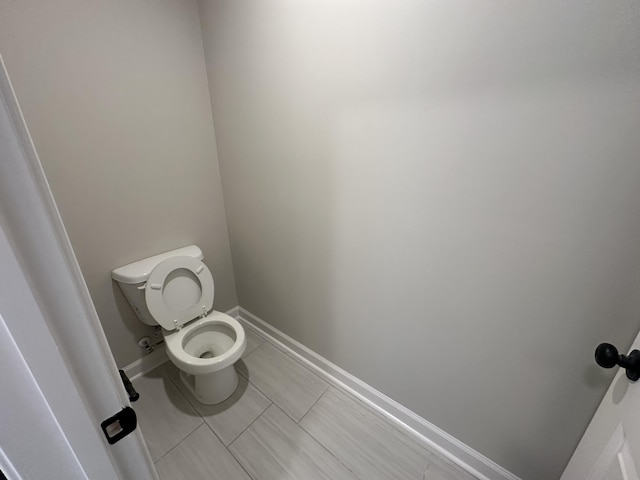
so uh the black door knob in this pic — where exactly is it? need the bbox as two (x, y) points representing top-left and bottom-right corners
(595, 343), (640, 381)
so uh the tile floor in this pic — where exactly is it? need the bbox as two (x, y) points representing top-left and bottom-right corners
(133, 328), (477, 480)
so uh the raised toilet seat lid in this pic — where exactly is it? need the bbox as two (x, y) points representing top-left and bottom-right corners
(145, 256), (214, 331)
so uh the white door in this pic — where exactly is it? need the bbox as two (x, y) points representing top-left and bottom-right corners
(0, 239), (113, 480)
(0, 56), (158, 479)
(561, 332), (640, 480)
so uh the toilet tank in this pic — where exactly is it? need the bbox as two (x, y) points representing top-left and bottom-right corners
(111, 245), (204, 326)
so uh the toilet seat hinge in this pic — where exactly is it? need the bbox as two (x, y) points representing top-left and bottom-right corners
(200, 305), (208, 319)
(173, 319), (182, 331)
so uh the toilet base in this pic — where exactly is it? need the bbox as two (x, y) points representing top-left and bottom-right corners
(179, 365), (239, 405)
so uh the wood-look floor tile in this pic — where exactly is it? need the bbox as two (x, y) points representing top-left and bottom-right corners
(229, 404), (358, 480)
(300, 387), (431, 480)
(242, 327), (265, 358)
(239, 343), (328, 421)
(132, 367), (203, 461)
(161, 362), (271, 445)
(155, 424), (251, 480)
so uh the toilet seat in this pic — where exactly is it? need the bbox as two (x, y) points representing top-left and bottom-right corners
(145, 256), (214, 331)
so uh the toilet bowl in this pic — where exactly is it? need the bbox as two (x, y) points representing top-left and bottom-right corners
(164, 312), (246, 404)
(112, 245), (246, 404)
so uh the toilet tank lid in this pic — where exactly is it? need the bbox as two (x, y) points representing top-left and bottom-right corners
(111, 245), (204, 284)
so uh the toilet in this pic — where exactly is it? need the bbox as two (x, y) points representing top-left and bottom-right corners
(112, 245), (246, 404)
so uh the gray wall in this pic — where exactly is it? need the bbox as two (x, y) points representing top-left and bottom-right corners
(198, 1), (640, 478)
(0, 0), (237, 367)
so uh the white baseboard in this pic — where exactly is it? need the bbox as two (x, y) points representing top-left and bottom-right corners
(122, 346), (168, 381)
(121, 305), (520, 480)
(233, 306), (521, 480)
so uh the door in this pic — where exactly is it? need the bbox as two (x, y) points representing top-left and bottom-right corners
(0, 56), (158, 479)
(561, 332), (640, 479)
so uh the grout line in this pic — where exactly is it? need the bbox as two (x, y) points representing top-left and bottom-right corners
(226, 441), (257, 480)
(160, 362), (268, 450)
(422, 452), (436, 480)
(227, 401), (273, 450)
(153, 423), (205, 465)
(236, 344), (265, 384)
(200, 420), (229, 450)
(168, 365), (271, 452)
(297, 384), (330, 424)
(160, 366), (205, 422)
(149, 363), (263, 479)
(255, 337), (329, 385)
(323, 383), (431, 452)
(148, 364), (207, 464)
(240, 341), (265, 363)
(235, 349), (296, 422)
(216, 385), (272, 447)
(239, 368), (306, 426)
(279, 402), (363, 480)
(225, 401), (275, 480)
(235, 362), (275, 406)
(297, 386), (438, 479)
(243, 332), (266, 357)
(239, 343), (333, 425)
(304, 430), (363, 480)
(239, 358), (317, 425)
(236, 366), (248, 380)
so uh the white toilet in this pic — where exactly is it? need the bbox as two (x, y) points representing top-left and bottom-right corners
(112, 245), (246, 404)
